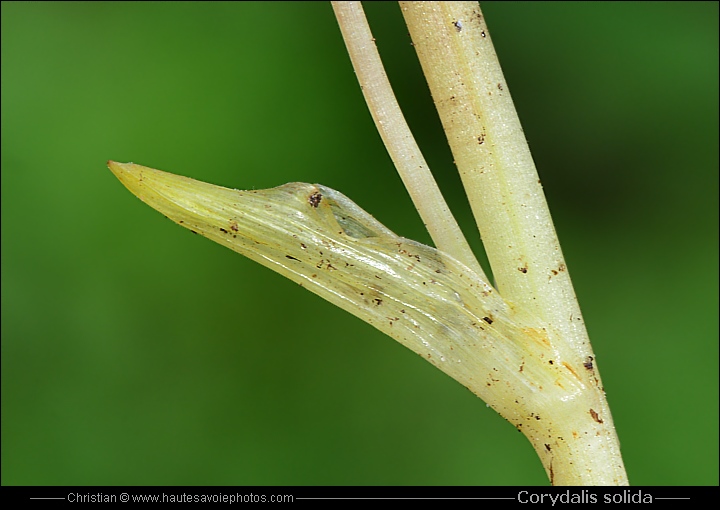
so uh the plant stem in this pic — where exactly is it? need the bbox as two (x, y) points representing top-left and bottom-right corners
(105, 0), (635, 487)
(331, 1), (486, 280)
(400, 1), (627, 485)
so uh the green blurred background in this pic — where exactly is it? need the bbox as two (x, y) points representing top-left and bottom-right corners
(2, 2), (717, 486)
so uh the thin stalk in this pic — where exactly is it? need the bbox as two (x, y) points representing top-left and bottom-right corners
(400, 1), (627, 485)
(331, 1), (486, 280)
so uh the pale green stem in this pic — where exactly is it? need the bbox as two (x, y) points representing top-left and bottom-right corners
(107, 0), (629, 486)
(331, 1), (486, 280)
(400, 1), (627, 485)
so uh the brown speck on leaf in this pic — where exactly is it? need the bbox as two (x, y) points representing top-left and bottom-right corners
(477, 133), (485, 145)
(589, 409), (603, 423)
(230, 222), (239, 232)
(584, 356), (594, 370)
(452, 20), (462, 32)
(518, 266), (528, 273)
(481, 30), (486, 37)
(285, 255), (300, 261)
(219, 228), (228, 234)
(545, 444), (551, 452)
(308, 192), (322, 208)
(482, 316), (493, 325)
(190, 230), (198, 235)
(300, 243), (307, 249)
(497, 83), (503, 90)
(373, 298), (383, 306)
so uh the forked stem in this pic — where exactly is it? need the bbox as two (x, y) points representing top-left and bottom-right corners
(332, 0), (628, 485)
(111, 1), (629, 487)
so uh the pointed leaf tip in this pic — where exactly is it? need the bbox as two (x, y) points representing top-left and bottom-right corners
(107, 161), (136, 194)
(107, 160), (122, 171)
